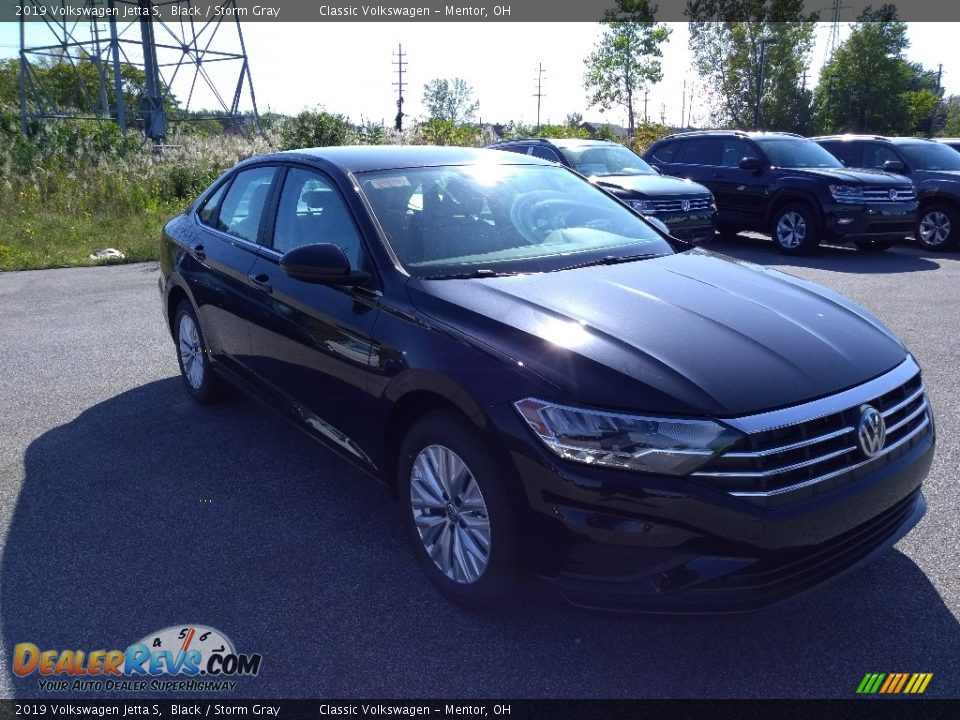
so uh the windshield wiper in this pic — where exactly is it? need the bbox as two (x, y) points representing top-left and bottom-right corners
(552, 253), (661, 273)
(423, 268), (516, 280)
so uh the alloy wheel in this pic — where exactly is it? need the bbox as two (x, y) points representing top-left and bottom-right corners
(776, 211), (806, 249)
(410, 444), (492, 584)
(918, 210), (951, 247)
(178, 313), (205, 390)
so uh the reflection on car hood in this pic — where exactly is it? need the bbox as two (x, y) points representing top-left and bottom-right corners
(410, 249), (906, 417)
(593, 174), (711, 197)
(784, 167), (912, 184)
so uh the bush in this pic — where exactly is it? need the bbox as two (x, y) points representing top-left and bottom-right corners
(279, 109), (355, 150)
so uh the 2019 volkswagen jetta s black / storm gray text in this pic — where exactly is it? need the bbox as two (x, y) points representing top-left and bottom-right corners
(158, 146), (935, 613)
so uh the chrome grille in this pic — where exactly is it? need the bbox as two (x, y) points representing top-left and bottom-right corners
(693, 358), (932, 508)
(862, 187), (916, 202)
(651, 196), (713, 213)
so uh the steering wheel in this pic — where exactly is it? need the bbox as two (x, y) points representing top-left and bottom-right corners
(509, 191), (608, 244)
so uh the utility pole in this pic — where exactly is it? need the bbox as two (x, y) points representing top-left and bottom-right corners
(681, 79), (686, 128)
(533, 63), (546, 131)
(392, 44), (407, 131)
(802, 67), (808, 91)
(644, 88), (649, 123)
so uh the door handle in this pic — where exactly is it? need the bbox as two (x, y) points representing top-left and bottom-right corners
(712, 173), (724, 179)
(248, 272), (273, 293)
(189, 243), (205, 260)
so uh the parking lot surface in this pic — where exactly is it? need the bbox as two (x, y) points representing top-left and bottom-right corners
(1, 236), (958, 699)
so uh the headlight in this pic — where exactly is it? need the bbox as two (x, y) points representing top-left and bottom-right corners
(627, 199), (655, 213)
(829, 185), (865, 203)
(514, 398), (741, 475)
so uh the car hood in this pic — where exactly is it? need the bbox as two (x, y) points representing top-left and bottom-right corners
(409, 249), (906, 417)
(784, 167), (911, 185)
(592, 174), (711, 197)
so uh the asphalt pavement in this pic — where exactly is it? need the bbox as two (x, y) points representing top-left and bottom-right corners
(0, 236), (958, 699)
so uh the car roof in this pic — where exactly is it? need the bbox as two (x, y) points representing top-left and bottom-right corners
(812, 134), (939, 146)
(239, 145), (553, 173)
(655, 130), (805, 142)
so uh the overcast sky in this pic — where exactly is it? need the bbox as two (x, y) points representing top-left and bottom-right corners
(1, 21), (957, 127)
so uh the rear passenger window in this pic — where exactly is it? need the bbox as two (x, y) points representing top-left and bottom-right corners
(648, 141), (679, 163)
(217, 166), (277, 242)
(273, 168), (363, 264)
(679, 138), (724, 166)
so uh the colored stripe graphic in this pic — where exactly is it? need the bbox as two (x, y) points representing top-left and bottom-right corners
(857, 673), (932, 694)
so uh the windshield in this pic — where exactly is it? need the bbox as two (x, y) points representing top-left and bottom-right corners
(557, 144), (657, 177)
(358, 163), (673, 278)
(898, 143), (960, 171)
(754, 138), (844, 169)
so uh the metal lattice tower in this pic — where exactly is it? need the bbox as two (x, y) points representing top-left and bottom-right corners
(18, 0), (258, 142)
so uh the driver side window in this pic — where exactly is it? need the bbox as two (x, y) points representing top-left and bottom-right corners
(273, 168), (363, 265)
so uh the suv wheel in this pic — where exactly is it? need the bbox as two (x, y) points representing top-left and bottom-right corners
(772, 204), (819, 254)
(398, 409), (520, 610)
(916, 203), (958, 250)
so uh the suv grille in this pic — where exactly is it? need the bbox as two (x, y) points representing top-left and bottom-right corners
(862, 187), (915, 202)
(651, 196), (713, 213)
(693, 359), (932, 508)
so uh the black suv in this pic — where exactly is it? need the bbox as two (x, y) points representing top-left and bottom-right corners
(487, 138), (716, 241)
(814, 135), (960, 250)
(644, 131), (917, 254)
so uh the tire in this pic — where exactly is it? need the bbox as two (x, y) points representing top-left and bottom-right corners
(173, 300), (227, 404)
(853, 239), (894, 252)
(915, 203), (959, 250)
(771, 203), (820, 254)
(397, 409), (521, 610)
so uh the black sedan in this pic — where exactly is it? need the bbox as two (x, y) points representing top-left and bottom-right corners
(158, 146), (935, 612)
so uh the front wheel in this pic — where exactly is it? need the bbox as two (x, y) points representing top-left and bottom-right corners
(398, 409), (520, 610)
(915, 203), (959, 250)
(853, 239), (895, 252)
(771, 204), (820, 255)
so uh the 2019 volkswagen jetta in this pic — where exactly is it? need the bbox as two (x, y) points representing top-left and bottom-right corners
(158, 146), (934, 612)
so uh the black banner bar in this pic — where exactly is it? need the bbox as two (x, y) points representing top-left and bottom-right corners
(3, 700), (960, 720)
(5, 0), (960, 23)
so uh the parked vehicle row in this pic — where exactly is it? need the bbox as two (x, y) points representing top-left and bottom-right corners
(159, 145), (935, 612)
(485, 131), (960, 255)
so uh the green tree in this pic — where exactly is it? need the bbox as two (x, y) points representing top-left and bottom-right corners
(812, 6), (939, 135)
(422, 78), (479, 124)
(584, 0), (671, 138)
(687, 0), (817, 132)
(941, 95), (960, 136)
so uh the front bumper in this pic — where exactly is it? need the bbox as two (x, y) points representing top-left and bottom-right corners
(824, 201), (916, 240)
(655, 210), (716, 242)
(489, 399), (934, 614)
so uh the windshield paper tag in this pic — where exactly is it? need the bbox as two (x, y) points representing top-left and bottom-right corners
(370, 176), (411, 189)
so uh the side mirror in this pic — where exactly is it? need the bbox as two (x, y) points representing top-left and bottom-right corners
(738, 157), (764, 171)
(280, 243), (371, 285)
(882, 159), (908, 174)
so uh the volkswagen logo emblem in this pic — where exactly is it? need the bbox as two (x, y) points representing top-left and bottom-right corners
(857, 405), (886, 458)
(889, 188), (898, 201)
(681, 199), (691, 212)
